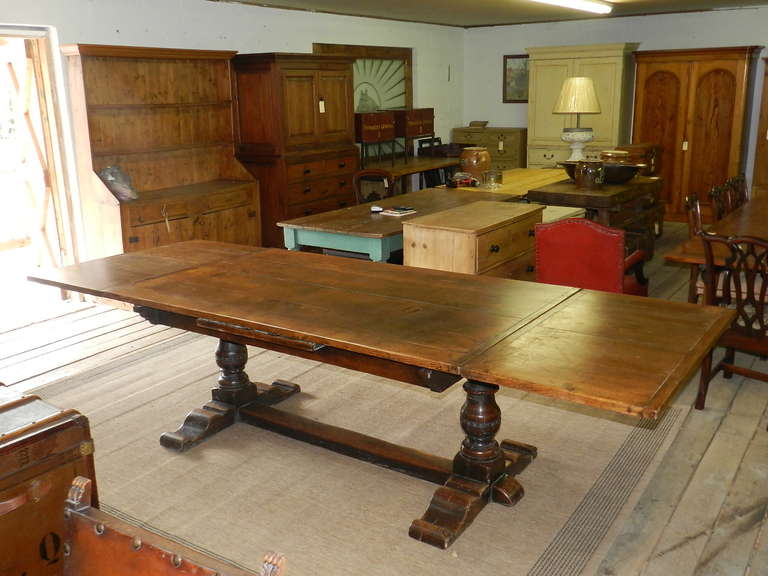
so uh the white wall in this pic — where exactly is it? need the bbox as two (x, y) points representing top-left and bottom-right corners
(463, 7), (767, 174)
(0, 0), (465, 140)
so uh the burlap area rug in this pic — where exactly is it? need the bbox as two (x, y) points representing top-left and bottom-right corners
(35, 332), (686, 576)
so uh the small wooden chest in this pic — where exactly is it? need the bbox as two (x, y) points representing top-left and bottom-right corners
(0, 393), (96, 576)
(403, 201), (543, 278)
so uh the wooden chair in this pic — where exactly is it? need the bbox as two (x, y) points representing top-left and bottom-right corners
(697, 231), (768, 417)
(724, 174), (749, 211)
(352, 168), (396, 204)
(535, 218), (649, 296)
(417, 137), (445, 188)
(686, 194), (706, 303)
(709, 184), (730, 222)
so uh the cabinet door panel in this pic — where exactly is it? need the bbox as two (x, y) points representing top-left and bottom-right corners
(575, 58), (620, 147)
(125, 219), (193, 252)
(755, 66), (768, 189)
(528, 60), (571, 145)
(317, 70), (353, 141)
(684, 60), (745, 202)
(283, 72), (317, 146)
(633, 62), (689, 213)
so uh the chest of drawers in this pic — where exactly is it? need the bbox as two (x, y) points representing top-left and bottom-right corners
(402, 201), (543, 278)
(451, 127), (527, 170)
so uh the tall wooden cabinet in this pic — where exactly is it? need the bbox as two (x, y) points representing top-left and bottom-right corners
(232, 53), (358, 247)
(63, 45), (261, 259)
(633, 46), (760, 220)
(754, 58), (768, 193)
(526, 43), (638, 168)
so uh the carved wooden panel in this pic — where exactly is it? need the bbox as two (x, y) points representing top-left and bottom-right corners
(633, 64), (687, 209)
(687, 69), (737, 200)
(754, 59), (768, 190)
(633, 47), (757, 221)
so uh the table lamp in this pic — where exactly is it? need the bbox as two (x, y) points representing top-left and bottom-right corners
(552, 77), (601, 161)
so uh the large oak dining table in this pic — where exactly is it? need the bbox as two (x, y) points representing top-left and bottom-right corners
(665, 195), (768, 266)
(28, 242), (734, 548)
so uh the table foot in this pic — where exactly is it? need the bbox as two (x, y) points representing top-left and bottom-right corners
(409, 475), (489, 548)
(410, 380), (537, 548)
(160, 400), (235, 451)
(161, 341), (300, 452)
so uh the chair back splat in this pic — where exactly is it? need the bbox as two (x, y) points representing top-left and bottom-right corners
(352, 169), (396, 204)
(535, 218), (648, 296)
(697, 231), (768, 416)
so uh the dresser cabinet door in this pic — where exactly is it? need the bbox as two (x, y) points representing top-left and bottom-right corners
(633, 61), (689, 214)
(528, 59), (571, 146)
(574, 57), (622, 148)
(283, 71), (319, 146)
(317, 69), (354, 141)
(633, 48), (755, 220)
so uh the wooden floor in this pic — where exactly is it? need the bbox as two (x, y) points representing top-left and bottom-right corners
(1, 223), (767, 575)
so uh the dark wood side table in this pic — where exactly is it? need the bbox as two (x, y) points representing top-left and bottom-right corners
(527, 176), (664, 257)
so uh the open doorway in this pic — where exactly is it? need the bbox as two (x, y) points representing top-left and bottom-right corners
(0, 33), (78, 331)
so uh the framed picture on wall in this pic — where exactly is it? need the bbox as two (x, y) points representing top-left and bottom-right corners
(503, 55), (529, 103)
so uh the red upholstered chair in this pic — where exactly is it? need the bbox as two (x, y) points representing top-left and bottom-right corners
(535, 218), (649, 296)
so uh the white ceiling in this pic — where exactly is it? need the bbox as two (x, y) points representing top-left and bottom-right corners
(211, 0), (768, 27)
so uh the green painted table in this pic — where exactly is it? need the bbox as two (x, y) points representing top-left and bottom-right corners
(278, 187), (517, 261)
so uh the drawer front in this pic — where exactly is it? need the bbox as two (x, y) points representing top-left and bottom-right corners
(285, 192), (355, 219)
(287, 159), (326, 181)
(481, 249), (536, 282)
(286, 176), (353, 206)
(476, 216), (538, 272)
(128, 199), (189, 226)
(205, 187), (251, 213)
(324, 154), (356, 173)
(527, 147), (571, 167)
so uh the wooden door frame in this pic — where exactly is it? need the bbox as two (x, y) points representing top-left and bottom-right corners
(1, 27), (78, 268)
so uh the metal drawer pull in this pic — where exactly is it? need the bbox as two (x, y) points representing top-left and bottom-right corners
(490, 244), (501, 253)
(303, 168), (311, 175)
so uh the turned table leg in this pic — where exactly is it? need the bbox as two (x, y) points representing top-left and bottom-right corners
(409, 380), (536, 548)
(160, 340), (300, 451)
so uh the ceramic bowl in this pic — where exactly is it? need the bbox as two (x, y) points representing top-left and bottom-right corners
(558, 161), (646, 185)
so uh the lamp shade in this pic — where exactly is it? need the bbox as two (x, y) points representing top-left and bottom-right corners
(552, 77), (601, 114)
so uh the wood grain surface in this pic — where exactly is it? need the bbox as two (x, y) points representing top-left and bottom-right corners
(29, 241), (733, 418)
(665, 196), (768, 265)
(277, 187), (517, 238)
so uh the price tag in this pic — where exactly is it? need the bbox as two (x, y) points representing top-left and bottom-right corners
(319, 99), (326, 114)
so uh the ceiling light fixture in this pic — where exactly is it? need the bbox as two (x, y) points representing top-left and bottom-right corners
(530, 0), (613, 15)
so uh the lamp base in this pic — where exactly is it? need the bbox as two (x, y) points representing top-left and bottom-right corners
(561, 128), (593, 162)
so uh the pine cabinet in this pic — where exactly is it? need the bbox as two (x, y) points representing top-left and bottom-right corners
(633, 47), (760, 220)
(233, 53), (358, 247)
(526, 44), (638, 168)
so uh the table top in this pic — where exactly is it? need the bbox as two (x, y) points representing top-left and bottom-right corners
(665, 196), (768, 265)
(527, 176), (662, 208)
(364, 156), (460, 178)
(29, 241), (733, 419)
(452, 168), (568, 195)
(401, 201), (544, 235)
(278, 188), (516, 238)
